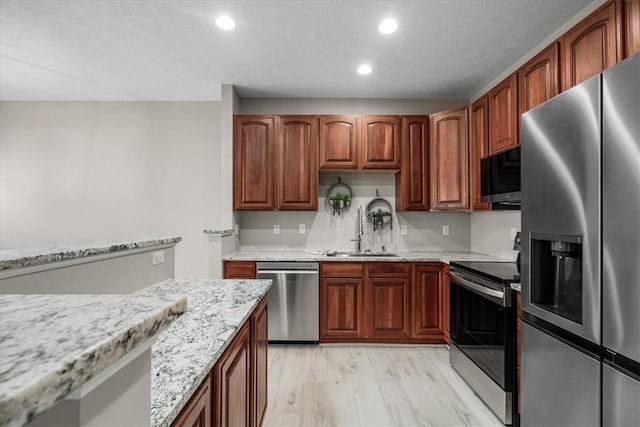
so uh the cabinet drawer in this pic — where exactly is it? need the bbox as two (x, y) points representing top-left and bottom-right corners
(368, 263), (411, 277)
(321, 262), (364, 278)
(223, 261), (256, 279)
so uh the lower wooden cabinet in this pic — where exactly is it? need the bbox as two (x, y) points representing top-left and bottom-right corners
(172, 373), (212, 427)
(412, 264), (448, 342)
(223, 261), (256, 279)
(251, 298), (268, 427)
(320, 277), (364, 339)
(367, 277), (411, 339)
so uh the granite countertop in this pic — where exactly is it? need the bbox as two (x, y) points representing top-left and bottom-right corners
(137, 278), (272, 427)
(222, 249), (503, 263)
(0, 293), (188, 427)
(0, 236), (182, 271)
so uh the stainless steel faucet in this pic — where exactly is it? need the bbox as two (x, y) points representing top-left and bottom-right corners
(350, 206), (364, 253)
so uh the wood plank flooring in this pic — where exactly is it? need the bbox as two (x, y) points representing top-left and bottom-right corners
(263, 345), (502, 427)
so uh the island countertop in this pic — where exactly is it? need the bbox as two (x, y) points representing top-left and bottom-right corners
(137, 278), (272, 427)
(0, 293), (188, 427)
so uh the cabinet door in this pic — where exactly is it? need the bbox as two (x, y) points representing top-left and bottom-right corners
(412, 264), (446, 340)
(172, 374), (211, 427)
(396, 116), (429, 211)
(561, 1), (622, 91)
(367, 278), (410, 339)
(319, 116), (359, 169)
(223, 261), (256, 279)
(215, 322), (251, 427)
(320, 278), (364, 340)
(277, 116), (318, 210)
(488, 73), (518, 154)
(429, 108), (469, 210)
(360, 116), (400, 169)
(233, 116), (276, 210)
(251, 298), (268, 427)
(625, 0), (640, 57)
(469, 97), (491, 211)
(518, 42), (560, 116)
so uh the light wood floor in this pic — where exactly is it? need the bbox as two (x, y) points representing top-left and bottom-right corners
(263, 345), (502, 427)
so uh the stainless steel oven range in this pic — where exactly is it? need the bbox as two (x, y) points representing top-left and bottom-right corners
(449, 261), (520, 425)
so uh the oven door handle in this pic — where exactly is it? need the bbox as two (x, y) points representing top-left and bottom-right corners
(450, 271), (507, 306)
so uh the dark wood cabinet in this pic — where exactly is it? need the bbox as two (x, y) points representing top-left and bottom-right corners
(233, 116), (276, 210)
(251, 298), (268, 427)
(319, 116), (359, 169)
(412, 264), (448, 342)
(560, 1), (622, 91)
(223, 261), (257, 279)
(276, 116), (318, 210)
(488, 73), (518, 154)
(171, 374), (212, 427)
(396, 116), (429, 211)
(215, 322), (251, 427)
(360, 116), (400, 169)
(625, 0), (640, 57)
(469, 97), (491, 211)
(429, 108), (469, 210)
(367, 277), (411, 339)
(320, 277), (364, 340)
(518, 43), (560, 116)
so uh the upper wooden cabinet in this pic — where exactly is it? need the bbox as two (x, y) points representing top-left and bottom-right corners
(319, 116), (359, 169)
(233, 116), (276, 210)
(276, 116), (318, 210)
(429, 108), (469, 210)
(396, 116), (429, 211)
(360, 116), (400, 169)
(518, 42), (560, 116)
(625, 0), (640, 57)
(560, 1), (622, 91)
(488, 73), (519, 154)
(469, 97), (491, 211)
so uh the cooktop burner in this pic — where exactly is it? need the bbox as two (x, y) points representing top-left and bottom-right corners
(450, 261), (520, 285)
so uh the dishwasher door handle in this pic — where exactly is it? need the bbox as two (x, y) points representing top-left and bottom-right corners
(257, 270), (318, 275)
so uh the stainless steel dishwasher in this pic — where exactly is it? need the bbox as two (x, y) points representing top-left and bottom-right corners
(256, 262), (319, 343)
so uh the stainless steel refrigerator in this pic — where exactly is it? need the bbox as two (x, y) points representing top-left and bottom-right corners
(520, 53), (640, 426)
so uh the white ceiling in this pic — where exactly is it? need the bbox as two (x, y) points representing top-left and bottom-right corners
(0, 0), (595, 101)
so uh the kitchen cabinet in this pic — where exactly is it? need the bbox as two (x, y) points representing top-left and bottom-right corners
(320, 277), (364, 340)
(412, 264), (448, 342)
(518, 42), (560, 115)
(360, 116), (400, 169)
(396, 115), (430, 211)
(251, 297), (268, 427)
(319, 116), (359, 169)
(488, 73), (518, 154)
(429, 107), (469, 210)
(215, 322), (251, 427)
(366, 263), (411, 340)
(171, 374), (212, 427)
(469, 97), (491, 211)
(277, 116), (318, 210)
(560, 1), (622, 91)
(625, 0), (640, 57)
(233, 116), (276, 210)
(223, 261), (256, 279)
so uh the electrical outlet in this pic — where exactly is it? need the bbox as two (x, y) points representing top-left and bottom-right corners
(273, 224), (280, 235)
(152, 250), (164, 265)
(401, 225), (408, 235)
(442, 225), (450, 236)
(510, 227), (518, 240)
(299, 224), (306, 234)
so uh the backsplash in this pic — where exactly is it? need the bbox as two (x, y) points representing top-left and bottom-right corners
(238, 173), (471, 252)
(470, 210), (521, 261)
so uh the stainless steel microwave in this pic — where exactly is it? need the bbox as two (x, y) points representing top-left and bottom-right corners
(481, 146), (521, 204)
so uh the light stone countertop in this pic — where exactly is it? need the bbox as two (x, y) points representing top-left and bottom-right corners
(137, 278), (272, 427)
(0, 293), (188, 427)
(0, 236), (182, 272)
(222, 249), (504, 263)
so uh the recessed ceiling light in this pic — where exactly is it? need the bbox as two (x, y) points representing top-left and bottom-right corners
(378, 19), (398, 34)
(215, 15), (236, 30)
(357, 64), (373, 75)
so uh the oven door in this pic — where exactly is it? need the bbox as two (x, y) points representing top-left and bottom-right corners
(450, 270), (514, 391)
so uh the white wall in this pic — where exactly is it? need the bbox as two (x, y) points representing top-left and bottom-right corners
(0, 101), (220, 278)
(470, 211), (521, 261)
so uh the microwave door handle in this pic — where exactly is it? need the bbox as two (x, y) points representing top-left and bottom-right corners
(450, 271), (506, 306)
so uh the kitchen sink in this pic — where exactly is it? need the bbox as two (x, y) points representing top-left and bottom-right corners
(328, 252), (399, 258)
